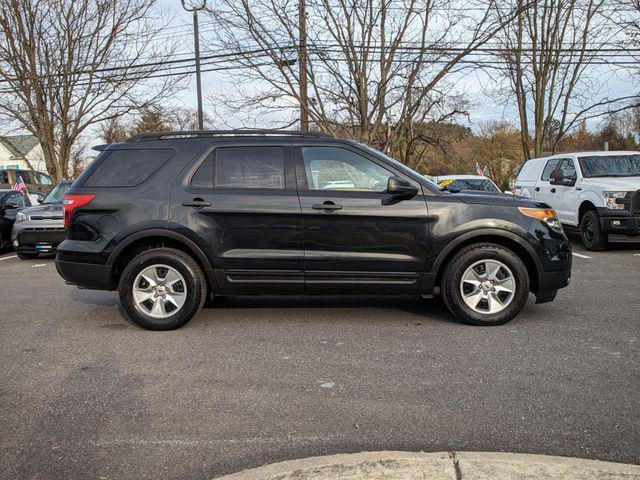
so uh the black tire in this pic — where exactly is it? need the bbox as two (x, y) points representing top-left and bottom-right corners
(441, 243), (530, 326)
(17, 251), (38, 259)
(118, 248), (207, 330)
(580, 210), (607, 251)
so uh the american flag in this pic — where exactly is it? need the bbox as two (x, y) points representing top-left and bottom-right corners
(475, 162), (484, 176)
(12, 175), (27, 194)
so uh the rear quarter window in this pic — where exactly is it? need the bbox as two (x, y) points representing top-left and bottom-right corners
(516, 160), (540, 182)
(84, 149), (173, 187)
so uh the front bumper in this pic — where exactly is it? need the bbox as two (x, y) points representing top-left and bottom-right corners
(12, 225), (67, 254)
(596, 208), (640, 237)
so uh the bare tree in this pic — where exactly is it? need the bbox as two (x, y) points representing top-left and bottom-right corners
(0, 0), (183, 181)
(499, 0), (637, 158)
(207, 0), (524, 169)
(96, 105), (215, 143)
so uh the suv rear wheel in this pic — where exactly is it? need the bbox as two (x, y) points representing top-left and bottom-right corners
(118, 248), (207, 330)
(442, 243), (530, 326)
(581, 210), (607, 251)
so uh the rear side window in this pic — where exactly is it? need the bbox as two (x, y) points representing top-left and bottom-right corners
(541, 159), (561, 181)
(84, 149), (173, 187)
(515, 160), (538, 182)
(214, 146), (284, 189)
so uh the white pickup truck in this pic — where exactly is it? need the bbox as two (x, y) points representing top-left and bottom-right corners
(514, 151), (640, 250)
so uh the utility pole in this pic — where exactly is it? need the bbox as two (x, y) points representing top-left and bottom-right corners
(298, 0), (309, 131)
(182, 0), (207, 130)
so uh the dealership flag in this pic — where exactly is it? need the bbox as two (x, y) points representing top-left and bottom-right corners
(475, 162), (484, 176)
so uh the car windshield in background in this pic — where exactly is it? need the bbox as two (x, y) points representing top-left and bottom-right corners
(579, 154), (640, 178)
(42, 182), (71, 204)
(441, 179), (500, 193)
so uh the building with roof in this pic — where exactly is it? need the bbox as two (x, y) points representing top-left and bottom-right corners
(0, 134), (45, 172)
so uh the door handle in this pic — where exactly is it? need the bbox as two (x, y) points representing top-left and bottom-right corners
(312, 201), (343, 212)
(534, 187), (540, 192)
(182, 198), (212, 207)
(575, 187), (582, 191)
(550, 188), (556, 193)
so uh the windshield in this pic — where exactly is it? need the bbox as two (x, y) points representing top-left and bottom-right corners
(438, 178), (500, 193)
(42, 182), (71, 204)
(579, 154), (640, 178)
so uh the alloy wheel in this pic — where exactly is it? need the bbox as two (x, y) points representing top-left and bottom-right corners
(132, 264), (187, 318)
(460, 259), (516, 315)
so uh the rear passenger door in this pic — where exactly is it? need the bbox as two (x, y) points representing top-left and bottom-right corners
(534, 158), (562, 208)
(170, 143), (304, 294)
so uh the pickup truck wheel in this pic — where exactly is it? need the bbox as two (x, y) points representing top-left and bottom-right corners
(581, 210), (607, 251)
(442, 243), (530, 326)
(118, 248), (206, 330)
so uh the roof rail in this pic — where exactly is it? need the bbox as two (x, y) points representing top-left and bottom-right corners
(125, 129), (333, 142)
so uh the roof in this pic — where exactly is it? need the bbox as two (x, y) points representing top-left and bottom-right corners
(0, 134), (40, 158)
(530, 150), (640, 160)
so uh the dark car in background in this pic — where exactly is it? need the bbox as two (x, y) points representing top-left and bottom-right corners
(11, 181), (71, 259)
(0, 189), (32, 250)
(56, 130), (572, 330)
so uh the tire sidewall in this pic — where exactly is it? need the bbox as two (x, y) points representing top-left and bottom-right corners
(443, 245), (529, 326)
(581, 211), (605, 250)
(119, 250), (203, 330)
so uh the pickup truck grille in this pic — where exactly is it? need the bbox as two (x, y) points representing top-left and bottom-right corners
(17, 228), (67, 244)
(631, 190), (640, 214)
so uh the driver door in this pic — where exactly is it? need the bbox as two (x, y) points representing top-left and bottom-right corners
(294, 144), (429, 294)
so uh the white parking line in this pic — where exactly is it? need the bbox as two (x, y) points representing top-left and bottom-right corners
(0, 255), (17, 261)
(31, 264), (47, 268)
(572, 252), (592, 259)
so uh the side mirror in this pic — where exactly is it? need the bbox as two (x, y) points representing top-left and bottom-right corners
(37, 197), (43, 204)
(386, 176), (418, 197)
(549, 169), (576, 187)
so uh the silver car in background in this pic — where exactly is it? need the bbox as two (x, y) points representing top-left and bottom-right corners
(11, 181), (71, 259)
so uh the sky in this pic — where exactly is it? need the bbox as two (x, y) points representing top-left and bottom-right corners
(157, 0), (639, 136)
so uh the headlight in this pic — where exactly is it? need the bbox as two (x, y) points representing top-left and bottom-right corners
(603, 191), (627, 210)
(518, 207), (563, 233)
(15, 212), (27, 223)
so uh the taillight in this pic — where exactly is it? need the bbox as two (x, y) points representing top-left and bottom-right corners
(63, 194), (96, 229)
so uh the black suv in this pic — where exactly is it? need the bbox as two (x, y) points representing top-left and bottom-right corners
(56, 130), (571, 330)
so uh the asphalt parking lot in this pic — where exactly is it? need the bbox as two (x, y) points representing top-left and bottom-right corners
(0, 239), (639, 480)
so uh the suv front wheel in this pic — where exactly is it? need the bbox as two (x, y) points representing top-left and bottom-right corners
(442, 243), (530, 326)
(119, 248), (207, 330)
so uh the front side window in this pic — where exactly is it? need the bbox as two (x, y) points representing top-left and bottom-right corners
(302, 146), (392, 192)
(558, 159), (576, 179)
(579, 154), (640, 178)
(541, 159), (561, 181)
(214, 146), (285, 189)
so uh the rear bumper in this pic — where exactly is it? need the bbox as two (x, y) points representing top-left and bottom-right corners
(55, 254), (115, 290)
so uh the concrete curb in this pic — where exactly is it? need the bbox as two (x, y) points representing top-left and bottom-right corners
(213, 451), (640, 480)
